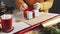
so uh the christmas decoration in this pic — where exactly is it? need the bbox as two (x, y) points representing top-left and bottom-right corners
(0, 1), (7, 16)
(24, 5), (40, 20)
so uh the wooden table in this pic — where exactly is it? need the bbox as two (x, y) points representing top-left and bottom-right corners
(0, 12), (60, 34)
(14, 12), (60, 34)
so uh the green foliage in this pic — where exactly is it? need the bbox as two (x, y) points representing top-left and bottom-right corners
(39, 24), (60, 34)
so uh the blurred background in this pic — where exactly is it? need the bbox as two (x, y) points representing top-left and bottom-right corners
(0, 0), (60, 14)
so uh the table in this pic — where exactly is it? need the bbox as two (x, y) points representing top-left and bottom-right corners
(0, 10), (60, 34)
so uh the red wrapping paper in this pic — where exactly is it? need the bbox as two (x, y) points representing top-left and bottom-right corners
(24, 11), (28, 18)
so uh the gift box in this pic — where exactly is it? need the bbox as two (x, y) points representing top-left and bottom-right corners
(23, 5), (40, 20)
(24, 10), (35, 20)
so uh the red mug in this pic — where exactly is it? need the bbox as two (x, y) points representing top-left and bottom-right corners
(1, 14), (13, 32)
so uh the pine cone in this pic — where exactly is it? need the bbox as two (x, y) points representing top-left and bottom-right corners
(0, 1), (7, 16)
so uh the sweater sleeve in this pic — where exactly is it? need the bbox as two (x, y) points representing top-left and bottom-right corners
(40, 0), (54, 10)
(15, 0), (24, 9)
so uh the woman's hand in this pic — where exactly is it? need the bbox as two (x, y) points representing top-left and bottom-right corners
(33, 2), (41, 9)
(20, 3), (28, 11)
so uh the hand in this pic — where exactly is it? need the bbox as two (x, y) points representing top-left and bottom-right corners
(34, 2), (41, 9)
(0, 18), (1, 24)
(20, 3), (28, 11)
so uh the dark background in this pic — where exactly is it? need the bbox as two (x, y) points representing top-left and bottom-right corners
(0, 0), (60, 14)
(50, 0), (60, 14)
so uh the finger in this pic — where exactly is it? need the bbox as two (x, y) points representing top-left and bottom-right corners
(22, 4), (28, 9)
(34, 3), (39, 5)
(34, 3), (40, 7)
(20, 6), (25, 11)
(22, 5), (26, 10)
(22, 6), (26, 10)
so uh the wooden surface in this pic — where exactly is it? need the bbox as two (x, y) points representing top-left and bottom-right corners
(21, 12), (59, 25)
(14, 12), (60, 34)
